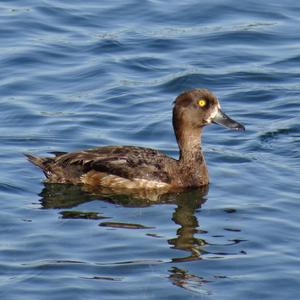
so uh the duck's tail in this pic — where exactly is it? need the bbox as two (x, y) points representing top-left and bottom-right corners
(24, 153), (47, 170)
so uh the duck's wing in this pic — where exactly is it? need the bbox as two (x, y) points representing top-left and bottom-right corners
(45, 146), (175, 184)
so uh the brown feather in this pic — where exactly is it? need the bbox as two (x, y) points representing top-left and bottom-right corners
(25, 89), (244, 190)
(27, 146), (177, 186)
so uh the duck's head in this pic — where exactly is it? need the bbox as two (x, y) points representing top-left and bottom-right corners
(173, 89), (245, 132)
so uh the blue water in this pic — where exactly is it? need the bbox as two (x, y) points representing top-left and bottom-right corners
(0, 0), (300, 299)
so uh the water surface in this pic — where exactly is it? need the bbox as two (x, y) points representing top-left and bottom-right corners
(0, 0), (299, 299)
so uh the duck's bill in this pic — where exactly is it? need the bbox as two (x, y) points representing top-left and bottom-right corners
(212, 109), (245, 131)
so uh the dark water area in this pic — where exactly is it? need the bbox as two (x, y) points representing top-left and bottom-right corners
(0, 0), (300, 299)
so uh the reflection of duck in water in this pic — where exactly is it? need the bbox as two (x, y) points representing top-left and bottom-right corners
(39, 182), (208, 261)
(39, 182), (208, 209)
(26, 89), (245, 195)
(169, 267), (212, 296)
(169, 196), (206, 262)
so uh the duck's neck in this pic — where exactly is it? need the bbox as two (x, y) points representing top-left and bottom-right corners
(175, 126), (203, 163)
(174, 124), (208, 186)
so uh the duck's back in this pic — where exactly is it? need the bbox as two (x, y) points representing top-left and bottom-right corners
(26, 146), (177, 189)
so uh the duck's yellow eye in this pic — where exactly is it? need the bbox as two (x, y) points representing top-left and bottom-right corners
(198, 99), (206, 107)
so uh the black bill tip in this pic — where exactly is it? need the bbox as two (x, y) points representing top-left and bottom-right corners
(212, 109), (245, 131)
